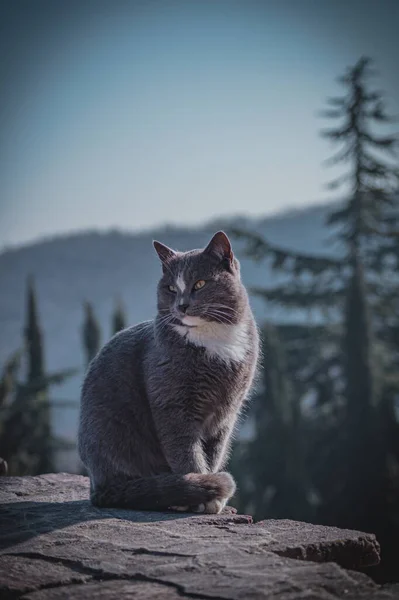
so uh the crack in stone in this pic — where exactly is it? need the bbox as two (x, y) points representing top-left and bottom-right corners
(6, 551), (234, 600)
(4, 575), (90, 600)
(119, 547), (195, 558)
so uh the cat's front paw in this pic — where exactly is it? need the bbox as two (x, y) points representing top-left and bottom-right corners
(204, 497), (228, 514)
(169, 505), (189, 512)
(190, 498), (228, 514)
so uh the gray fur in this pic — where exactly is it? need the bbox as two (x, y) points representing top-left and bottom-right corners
(78, 231), (259, 513)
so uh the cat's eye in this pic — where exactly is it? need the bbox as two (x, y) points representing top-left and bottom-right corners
(193, 280), (206, 291)
(168, 285), (177, 293)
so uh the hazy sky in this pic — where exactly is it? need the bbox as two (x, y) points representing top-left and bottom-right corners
(0, 0), (398, 247)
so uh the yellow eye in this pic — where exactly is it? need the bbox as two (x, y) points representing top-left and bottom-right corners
(168, 285), (177, 293)
(194, 280), (206, 291)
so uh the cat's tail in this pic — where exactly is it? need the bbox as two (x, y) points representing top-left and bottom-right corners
(90, 471), (236, 512)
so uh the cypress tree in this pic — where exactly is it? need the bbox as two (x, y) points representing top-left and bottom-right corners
(2, 286), (43, 473)
(82, 302), (101, 365)
(112, 298), (127, 335)
(24, 277), (54, 473)
(0, 282), (77, 476)
(25, 276), (44, 384)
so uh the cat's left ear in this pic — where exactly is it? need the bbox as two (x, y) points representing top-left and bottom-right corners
(204, 231), (234, 269)
(153, 240), (177, 267)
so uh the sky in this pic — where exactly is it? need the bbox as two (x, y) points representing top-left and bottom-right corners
(0, 0), (398, 248)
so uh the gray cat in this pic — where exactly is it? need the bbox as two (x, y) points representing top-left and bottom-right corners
(78, 231), (259, 514)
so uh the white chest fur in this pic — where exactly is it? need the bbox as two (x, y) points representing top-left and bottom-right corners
(173, 318), (250, 364)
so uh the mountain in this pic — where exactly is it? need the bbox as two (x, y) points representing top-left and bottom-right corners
(0, 202), (335, 469)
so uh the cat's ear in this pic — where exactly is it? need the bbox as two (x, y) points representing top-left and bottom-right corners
(204, 231), (233, 261)
(153, 240), (177, 267)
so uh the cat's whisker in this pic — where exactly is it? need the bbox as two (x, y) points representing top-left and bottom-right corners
(210, 309), (235, 320)
(208, 313), (235, 324)
(157, 314), (170, 323)
(206, 316), (225, 324)
(157, 315), (174, 330)
(156, 314), (171, 325)
(206, 307), (234, 317)
(205, 310), (235, 325)
(204, 309), (238, 320)
(157, 311), (172, 320)
(206, 303), (239, 316)
(156, 313), (175, 335)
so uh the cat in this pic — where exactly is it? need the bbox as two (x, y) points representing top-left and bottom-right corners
(78, 231), (259, 514)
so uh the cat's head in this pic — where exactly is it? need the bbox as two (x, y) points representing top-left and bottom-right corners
(153, 231), (248, 329)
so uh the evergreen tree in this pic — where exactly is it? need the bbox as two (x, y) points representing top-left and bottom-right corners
(25, 276), (44, 384)
(319, 58), (397, 533)
(232, 57), (399, 577)
(0, 351), (21, 476)
(0, 350), (21, 408)
(82, 302), (101, 365)
(112, 298), (127, 335)
(0, 280), (77, 476)
(0, 362), (75, 476)
(23, 277), (53, 473)
(232, 325), (313, 521)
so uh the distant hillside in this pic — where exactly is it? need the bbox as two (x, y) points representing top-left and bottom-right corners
(0, 202), (335, 469)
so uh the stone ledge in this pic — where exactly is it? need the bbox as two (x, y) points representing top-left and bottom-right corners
(0, 473), (393, 600)
(254, 519), (380, 570)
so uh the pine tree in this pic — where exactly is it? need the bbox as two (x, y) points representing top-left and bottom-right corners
(25, 276), (44, 384)
(0, 350), (21, 408)
(232, 325), (313, 521)
(0, 280), (77, 476)
(317, 57), (398, 531)
(0, 351), (21, 476)
(112, 298), (127, 335)
(22, 277), (53, 473)
(82, 302), (101, 365)
(232, 57), (399, 575)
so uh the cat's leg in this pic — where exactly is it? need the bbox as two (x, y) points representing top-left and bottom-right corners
(151, 412), (212, 512)
(163, 434), (209, 512)
(193, 425), (235, 514)
(151, 408), (236, 514)
(151, 410), (209, 475)
(203, 424), (234, 474)
(180, 435), (235, 513)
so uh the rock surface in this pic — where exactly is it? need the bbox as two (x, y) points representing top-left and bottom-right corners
(0, 473), (396, 599)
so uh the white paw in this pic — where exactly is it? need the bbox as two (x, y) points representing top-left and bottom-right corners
(191, 503), (206, 513)
(203, 497), (228, 514)
(170, 505), (189, 512)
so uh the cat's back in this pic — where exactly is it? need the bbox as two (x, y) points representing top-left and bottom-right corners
(81, 320), (154, 401)
(78, 319), (163, 474)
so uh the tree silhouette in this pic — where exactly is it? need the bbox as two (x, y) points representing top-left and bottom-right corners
(232, 324), (314, 522)
(112, 298), (127, 335)
(25, 276), (45, 384)
(82, 301), (101, 365)
(0, 277), (77, 475)
(232, 57), (399, 579)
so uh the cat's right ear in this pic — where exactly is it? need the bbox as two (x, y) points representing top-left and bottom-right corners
(153, 241), (177, 269)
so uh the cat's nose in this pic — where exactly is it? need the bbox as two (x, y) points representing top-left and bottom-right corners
(178, 303), (189, 314)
